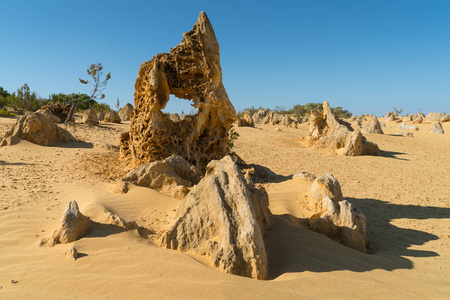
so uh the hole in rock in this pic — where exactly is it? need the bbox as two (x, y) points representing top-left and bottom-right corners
(162, 95), (199, 119)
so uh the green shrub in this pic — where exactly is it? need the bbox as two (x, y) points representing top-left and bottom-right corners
(0, 108), (16, 117)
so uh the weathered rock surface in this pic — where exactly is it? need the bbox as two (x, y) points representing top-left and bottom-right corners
(293, 172), (316, 181)
(398, 123), (419, 131)
(307, 174), (370, 253)
(252, 109), (267, 124)
(426, 112), (445, 121)
(303, 101), (380, 156)
(0, 112), (75, 147)
(104, 110), (121, 123)
(362, 116), (384, 134)
(429, 121), (444, 134)
(40, 201), (92, 246)
(118, 103), (133, 121)
(237, 111), (255, 127)
(170, 113), (181, 122)
(120, 12), (236, 171)
(264, 111), (283, 125)
(121, 155), (203, 199)
(65, 246), (78, 260)
(161, 156), (271, 279)
(440, 114), (450, 123)
(82, 109), (99, 125)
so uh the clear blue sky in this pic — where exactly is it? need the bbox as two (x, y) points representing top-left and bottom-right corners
(0, 0), (448, 116)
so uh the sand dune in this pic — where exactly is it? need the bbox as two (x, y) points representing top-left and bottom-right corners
(0, 117), (449, 299)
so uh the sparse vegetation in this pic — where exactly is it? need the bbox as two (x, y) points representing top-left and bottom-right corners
(0, 108), (15, 117)
(238, 102), (352, 119)
(227, 124), (240, 155)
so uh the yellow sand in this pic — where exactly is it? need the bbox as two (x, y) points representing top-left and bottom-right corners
(0, 117), (449, 299)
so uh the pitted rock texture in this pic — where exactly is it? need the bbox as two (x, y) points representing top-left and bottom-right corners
(121, 155), (203, 199)
(118, 103), (133, 121)
(303, 101), (380, 156)
(160, 156), (271, 279)
(307, 174), (371, 253)
(120, 12), (236, 171)
(40, 201), (92, 246)
(0, 112), (75, 147)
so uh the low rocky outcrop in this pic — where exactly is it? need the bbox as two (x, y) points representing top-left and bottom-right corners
(0, 112), (75, 146)
(119, 12), (236, 171)
(429, 121), (444, 134)
(40, 201), (92, 246)
(398, 123), (419, 131)
(303, 101), (380, 156)
(120, 155), (203, 199)
(237, 111), (255, 127)
(118, 103), (133, 121)
(362, 116), (384, 134)
(82, 109), (99, 125)
(306, 174), (371, 253)
(161, 156), (271, 279)
(104, 110), (121, 123)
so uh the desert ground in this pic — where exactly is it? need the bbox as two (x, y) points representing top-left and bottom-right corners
(0, 115), (449, 299)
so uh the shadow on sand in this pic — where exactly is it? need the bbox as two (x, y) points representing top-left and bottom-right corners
(0, 160), (36, 166)
(379, 150), (408, 161)
(265, 193), (448, 279)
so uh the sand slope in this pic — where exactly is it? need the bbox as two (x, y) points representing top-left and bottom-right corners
(0, 117), (449, 299)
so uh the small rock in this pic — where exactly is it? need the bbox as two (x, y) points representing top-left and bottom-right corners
(293, 172), (316, 181)
(65, 246), (78, 260)
(398, 123), (419, 131)
(400, 132), (414, 137)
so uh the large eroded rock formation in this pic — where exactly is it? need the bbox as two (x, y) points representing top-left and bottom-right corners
(161, 156), (271, 279)
(303, 101), (380, 156)
(0, 112), (75, 147)
(120, 12), (236, 170)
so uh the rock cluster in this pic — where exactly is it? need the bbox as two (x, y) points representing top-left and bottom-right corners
(119, 12), (236, 171)
(0, 112), (75, 146)
(120, 155), (203, 199)
(118, 103), (133, 121)
(161, 156), (271, 279)
(306, 174), (371, 253)
(40, 201), (92, 246)
(303, 101), (380, 156)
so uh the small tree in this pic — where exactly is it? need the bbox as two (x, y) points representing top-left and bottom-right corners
(65, 63), (111, 123)
(116, 97), (120, 111)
